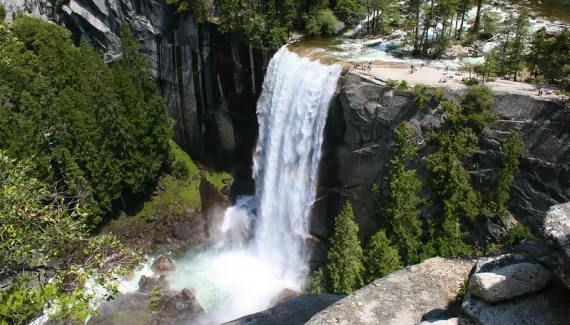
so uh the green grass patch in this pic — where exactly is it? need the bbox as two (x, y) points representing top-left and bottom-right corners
(134, 141), (233, 220)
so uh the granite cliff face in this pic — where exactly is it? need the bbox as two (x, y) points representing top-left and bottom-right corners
(312, 72), (570, 266)
(0, 0), (264, 175)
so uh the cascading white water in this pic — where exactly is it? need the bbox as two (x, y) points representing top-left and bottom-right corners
(166, 46), (341, 324)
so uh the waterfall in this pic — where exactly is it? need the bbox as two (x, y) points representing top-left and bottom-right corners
(166, 47), (341, 324)
(251, 46), (342, 283)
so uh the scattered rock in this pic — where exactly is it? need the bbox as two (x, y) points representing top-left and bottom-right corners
(271, 288), (299, 305)
(468, 262), (551, 302)
(173, 222), (193, 240)
(138, 275), (158, 294)
(185, 207), (196, 214)
(543, 202), (570, 289)
(153, 230), (167, 244)
(416, 317), (474, 325)
(306, 257), (476, 325)
(151, 257), (177, 275)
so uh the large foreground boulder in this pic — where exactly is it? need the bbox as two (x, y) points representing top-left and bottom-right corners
(543, 202), (570, 289)
(462, 254), (570, 325)
(468, 262), (551, 302)
(223, 294), (344, 325)
(306, 257), (476, 325)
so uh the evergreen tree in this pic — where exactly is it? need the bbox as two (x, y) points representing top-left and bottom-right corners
(363, 230), (401, 283)
(327, 202), (365, 294)
(302, 268), (328, 294)
(493, 130), (524, 216)
(527, 27), (549, 77)
(507, 8), (530, 81)
(375, 122), (423, 264)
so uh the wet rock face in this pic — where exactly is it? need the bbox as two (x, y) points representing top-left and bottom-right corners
(151, 257), (177, 275)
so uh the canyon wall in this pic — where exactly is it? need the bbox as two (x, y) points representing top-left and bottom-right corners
(0, 0), (264, 176)
(311, 72), (570, 266)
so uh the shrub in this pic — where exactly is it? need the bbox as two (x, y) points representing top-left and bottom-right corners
(504, 223), (535, 247)
(385, 79), (399, 88)
(172, 159), (190, 180)
(363, 231), (402, 283)
(306, 9), (341, 36)
(462, 77), (479, 85)
(0, 4), (5, 21)
(302, 268), (328, 294)
(397, 80), (409, 90)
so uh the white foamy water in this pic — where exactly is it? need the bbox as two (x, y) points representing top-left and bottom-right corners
(165, 47), (342, 324)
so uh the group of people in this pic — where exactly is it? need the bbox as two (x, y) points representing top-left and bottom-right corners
(354, 62), (372, 71)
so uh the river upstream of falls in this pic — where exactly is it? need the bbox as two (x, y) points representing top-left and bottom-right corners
(117, 47), (342, 324)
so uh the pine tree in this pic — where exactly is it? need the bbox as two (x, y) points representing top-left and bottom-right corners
(363, 230), (401, 283)
(302, 268), (328, 294)
(327, 202), (365, 294)
(507, 8), (530, 81)
(375, 122), (423, 265)
(494, 130), (524, 216)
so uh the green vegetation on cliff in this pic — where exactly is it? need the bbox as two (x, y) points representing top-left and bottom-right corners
(316, 85), (527, 294)
(327, 202), (365, 294)
(0, 17), (171, 227)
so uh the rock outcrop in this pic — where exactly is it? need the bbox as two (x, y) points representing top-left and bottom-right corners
(462, 254), (570, 325)
(468, 262), (551, 302)
(306, 257), (476, 325)
(315, 71), (570, 251)
(543, 202), (570, 289)
(0, 0), (262, 170)
(223, 294), (345, 325)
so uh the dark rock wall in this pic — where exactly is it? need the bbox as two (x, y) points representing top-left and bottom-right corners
(2, 0), (264, 175)
(312, 72), (570, 267)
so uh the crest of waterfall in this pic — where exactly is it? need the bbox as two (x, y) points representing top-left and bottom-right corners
(163, 46), (341, 324)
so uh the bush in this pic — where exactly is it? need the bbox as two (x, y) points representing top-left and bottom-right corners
(385, 79), (399, 88)
(397, 80), (409, 90)
(462, 77), (479, 85)
(301, 268), (328, 294)
(0, 4), (5, 21)
(504, 223), (535, 247)
(172, 159), (190, 180)
(306, 9), (341, 36)
(363, 231), (402, 283)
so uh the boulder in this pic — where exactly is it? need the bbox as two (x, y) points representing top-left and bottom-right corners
(416, 317), (474, 325)
(151, 257), (177, 275)
(306, 257), (476, 325)
(463, 279), (570, 325)
(153, 230), (167, 244)
(173, 222), (193, 240)
(138, 275), (158, 294)
(223, 294), (344, 325)
(543, 202), (570, 289)
(468, 262), (551, 302)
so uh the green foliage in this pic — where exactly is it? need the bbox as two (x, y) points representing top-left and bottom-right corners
(475, 49), (499, 84)
(0, 153), (142, 324)
(480, 11), (500, 40)
(493, 131), (524, 216)
(0, 4), (5, 21)
(412, 84), (447, 110)
(461, 77), (479, 86)
(0, 17), (171, 227)
(526, 28), (570, 91)
(375, 122), (424, 264)
(334, 0), (365, 26)
(327, 202), (365, 294)
(306, 9), (341, 36)
(148, 283), (162, 311)
(504, 223), (535, 247)
(397, 80), (410, 90)
(301, 268), (328, 294)
(458, 85), (498, 132)
(217, 0), (296, 50)
(456, 279), (468, 301)
(506, 8), (530, 81)
(363, 231), (401, 283)
(165, 0), (211, 21)
(385, 79), (399, 88)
